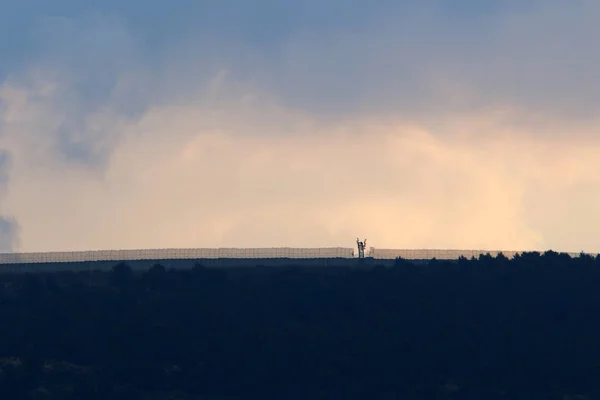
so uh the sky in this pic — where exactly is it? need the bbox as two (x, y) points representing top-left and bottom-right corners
(1, 0), (599, 253)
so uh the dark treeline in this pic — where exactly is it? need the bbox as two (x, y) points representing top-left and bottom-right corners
(1, 251), (600, 399)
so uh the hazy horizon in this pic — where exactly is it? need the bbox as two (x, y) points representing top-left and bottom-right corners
(1, 1), (600, 254)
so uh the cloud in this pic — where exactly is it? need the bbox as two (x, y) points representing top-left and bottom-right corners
(2, 71), (600, 253)
(0, 150), (19, 252)
(219, 0), (599, 121)
(1, 5), (600, 254)
(0, 217), (19, 252)
(5, 1), (600, 119)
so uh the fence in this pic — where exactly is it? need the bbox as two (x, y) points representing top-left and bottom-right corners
(0, 247), (595, 265)
(0, 247), (356, 264)
(368, 248), (597, 260)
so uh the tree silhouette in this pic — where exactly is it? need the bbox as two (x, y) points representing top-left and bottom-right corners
(110, 262), (133, 287)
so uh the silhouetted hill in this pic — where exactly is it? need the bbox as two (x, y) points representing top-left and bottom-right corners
(1, 252), (599, 399)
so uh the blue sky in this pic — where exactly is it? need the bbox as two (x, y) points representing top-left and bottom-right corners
(0, 0), (599, 253)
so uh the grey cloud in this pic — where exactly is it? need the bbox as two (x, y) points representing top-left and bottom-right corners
(5, 0), (599, 135)
(28, 15), (147, 112)
(235, 1), (600, 122)
(0, 217), (19, 252)
(0, 152), (18, 252)
(3, 15), (152, 168)
(0, 150), (10, 190)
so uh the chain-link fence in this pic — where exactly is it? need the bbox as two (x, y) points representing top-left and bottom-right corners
(368, 248), (596, 260)
(0, 247), (356, 264)
(0, 247), (594, 264)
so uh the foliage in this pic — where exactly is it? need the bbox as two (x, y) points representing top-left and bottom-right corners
(0, 254), (599, 398)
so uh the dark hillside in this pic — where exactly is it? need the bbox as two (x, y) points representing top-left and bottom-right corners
(1, 252), (599, 399)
